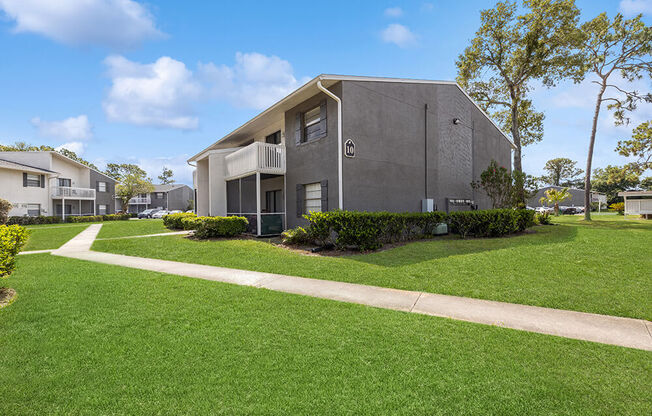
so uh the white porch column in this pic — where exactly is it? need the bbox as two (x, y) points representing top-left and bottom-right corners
(62, 197), (65, 221)
(256, 172), (261, 236)
(78, 200), (81, 216)
(93, 199), (96, 215)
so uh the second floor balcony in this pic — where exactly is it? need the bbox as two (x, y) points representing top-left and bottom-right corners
(51, 186), (96, 200)
(128, 196), (151, 204)
(225, 142), (286, 180)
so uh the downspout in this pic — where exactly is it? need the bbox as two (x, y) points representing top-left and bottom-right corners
(316, 79), (343, 210)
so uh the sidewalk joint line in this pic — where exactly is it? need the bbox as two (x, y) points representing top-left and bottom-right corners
(410, 292), (423, 312)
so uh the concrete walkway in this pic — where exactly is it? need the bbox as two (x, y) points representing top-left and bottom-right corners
(95, 230), (191, 241)
(52, 224), (652, 351)
(18, 249), (54, 255)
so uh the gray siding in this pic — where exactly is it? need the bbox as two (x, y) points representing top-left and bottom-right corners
(529, 186), (587, 207)
(89, 170), (116, 214)
(166, 185), (194, 211)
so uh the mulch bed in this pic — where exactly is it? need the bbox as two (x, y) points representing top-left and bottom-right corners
(0, 287), (17, 309)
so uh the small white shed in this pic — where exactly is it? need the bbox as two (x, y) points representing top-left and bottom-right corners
(618, 191), (652, 219)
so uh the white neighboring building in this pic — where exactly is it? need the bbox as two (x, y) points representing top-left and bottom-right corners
(0, 151), (116, 219)
(618, 191), (652, 219)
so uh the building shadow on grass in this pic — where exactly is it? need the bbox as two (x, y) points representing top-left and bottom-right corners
(343, 225), (579, 268)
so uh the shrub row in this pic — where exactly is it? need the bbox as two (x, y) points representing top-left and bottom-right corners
(163, 213), (248, 239)
(163, 212), (197, 229)
(67, 214), (131, 223)
(7, 216), (62, 225)
(283, 209), (536, 251)
(1, 225), (28, 279)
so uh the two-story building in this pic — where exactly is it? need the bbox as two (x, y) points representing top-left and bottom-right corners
(0, 151), (116, 219)
(117, 184), (194, 213)
(188, 74), (515, 235)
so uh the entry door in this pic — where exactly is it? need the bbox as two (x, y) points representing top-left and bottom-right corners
(56, 204), (72, 215)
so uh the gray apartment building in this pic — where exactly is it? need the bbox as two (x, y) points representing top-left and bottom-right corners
(119, 184), (194, 213)
(529, 186), (607, 208)
(189, 75), (514, 235)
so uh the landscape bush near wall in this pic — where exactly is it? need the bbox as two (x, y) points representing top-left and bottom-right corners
(0, 224), (28, 279)
(7, 216), (63, 226)
(285, 209), (536, 251)
(68, 214), (131, 223)
(164, 213), (248, 238)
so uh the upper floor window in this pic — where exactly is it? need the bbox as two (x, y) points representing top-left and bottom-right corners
(155, 192), (164, 199)
(265, 131), (281, 145)
(295, 100), (327, 144)
(97, 181), (107, 192)
(58, 178), (71, 187)
(24, 173), (41, 187)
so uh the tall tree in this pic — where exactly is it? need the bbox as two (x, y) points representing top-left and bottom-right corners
(540, 157), (584, 186)
(56, 148), (100, 171)
(592, 165), (640, 204)
(616, 120), (652, 174)
(158, 167), (175, 184)
(107, 164), (154, 212)
(456, 0), (584, 183)
(579, 13), (652, 220)
(539, 187), (571, 216)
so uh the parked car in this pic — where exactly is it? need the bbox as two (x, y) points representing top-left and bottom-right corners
(151, 210), (169, 219)
(536, 206), (553, 214)
(169, 210), (182, 214)
(138, 209), (159, 219)
(560, 206), (578, 215)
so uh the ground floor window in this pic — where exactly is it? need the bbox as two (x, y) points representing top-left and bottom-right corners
(265, 190), (282, 213)
(304, 182), (321, 213)
(98, 204), (107, 215)
(27, 204), (40, 217)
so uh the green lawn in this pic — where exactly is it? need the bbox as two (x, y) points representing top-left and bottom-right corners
(93, 215), (652, 320)
(22, 224), (89, 251)
(1, 254), (650, 415)
(96, 219), (170, 239)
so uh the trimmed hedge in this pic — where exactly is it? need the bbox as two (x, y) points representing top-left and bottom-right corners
(285, 209), (535, 251)
(68, 214), (130, 223)
(193, 216), (248, 239)
(163, 212), (197, 229)
(7, 216), (62, 225)
(1, 224), (28, 279)
(304, 210), (448, 251)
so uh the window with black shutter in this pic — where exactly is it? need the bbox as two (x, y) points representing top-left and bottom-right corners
(297, 100), (327, 144)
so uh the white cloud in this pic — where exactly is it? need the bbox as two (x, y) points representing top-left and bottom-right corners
(0, 0), (162, 49)
(103, 55), (202, 130)
(381, 23), (417, 48)
(199, 52), (309, 109)
(135, 154), (194, 185)
(384, 7), (403, 17)
(31, 114), (93, 141)
(55, 141), (85, 155)
(619, 0), (652, 16)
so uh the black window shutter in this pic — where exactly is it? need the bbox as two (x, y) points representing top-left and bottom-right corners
(294, 112), (302, 145)
(319, 99), (328, 136)
(40, 175), (45, 188)
(296, 184), (304, 217)
(23, 172), (27, 187)
(96, 182), (100, 192)
(320, 180), (328, 212)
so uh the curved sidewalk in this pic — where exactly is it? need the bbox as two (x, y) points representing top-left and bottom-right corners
(52, 224), (652, 351)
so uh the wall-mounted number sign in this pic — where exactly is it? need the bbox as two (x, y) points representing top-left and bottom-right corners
(344, 139), (355, 158)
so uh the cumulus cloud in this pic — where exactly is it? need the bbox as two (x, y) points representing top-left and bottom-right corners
(56, 141), (86, 155)
(381, 23), (417, 48)
(0, 0), (163, 49)
(619, 0), (652, 16)
(199, 52), (309, 109)
(384, 7), (403, 17)
(31, 114), (93, 141)
(103, 55), (202, 130)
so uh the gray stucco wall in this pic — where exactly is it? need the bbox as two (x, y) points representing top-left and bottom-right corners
(89, 170), (116, 214)
(166, 185), (194, 211)
(283, 80), (512, 227)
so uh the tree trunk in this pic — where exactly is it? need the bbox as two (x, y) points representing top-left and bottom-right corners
(584, 83), (606, 221)
(510, 96), (523, 173)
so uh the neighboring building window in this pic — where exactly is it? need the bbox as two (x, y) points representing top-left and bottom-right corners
(265, 131), (281, 145)
(25, 174), (41, 187)
(98, 181), (107, 192)
(98, 204), (107, 215)
(296, 100), (327, 144)
(58, 178), (71, 187)
(155, 192), (164, 199)
(304, 183), (321, 213)
(27, 204), (40, 217)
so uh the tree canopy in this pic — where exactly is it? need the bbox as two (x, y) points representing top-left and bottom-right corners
(0, 141), (99, 171)
(592, 165), (640, 203)
(109, 163), (154, 211)
(456, 0), (584, 177)
(540, 158), (584, 187)
(616, 120), (652, 174)
(158, 167), (175, 184)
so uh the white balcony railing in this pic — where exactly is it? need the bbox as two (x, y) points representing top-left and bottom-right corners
(128, 196), (151, 204)
(225, 142), (286, 180)
(51, 186), (96, 199)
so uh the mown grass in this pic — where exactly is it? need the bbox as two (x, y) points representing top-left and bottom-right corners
(1, 254), (650, 415)
(93, 215), (652, 320)
(22, 224), (88, 251)
(96, 219), (170, 239)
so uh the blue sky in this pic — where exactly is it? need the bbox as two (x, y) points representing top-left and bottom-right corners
(0, 0), (650, 185)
